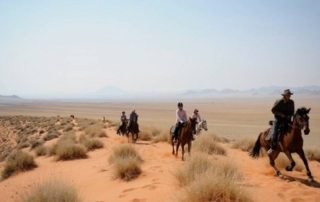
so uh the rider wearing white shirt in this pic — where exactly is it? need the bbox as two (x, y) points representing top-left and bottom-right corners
(173, 102), (187, 141)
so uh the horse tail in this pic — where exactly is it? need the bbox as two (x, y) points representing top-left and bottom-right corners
(250, 132), (262, 158)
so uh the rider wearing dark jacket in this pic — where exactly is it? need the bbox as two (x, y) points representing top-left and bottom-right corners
(269, 89), (295, 153)
(128, 110), (139, 132)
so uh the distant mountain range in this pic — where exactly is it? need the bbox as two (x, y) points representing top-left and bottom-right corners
(0, 95), (23, 103)
(1, 86), (320, 100)
(182, 86), (320, 97)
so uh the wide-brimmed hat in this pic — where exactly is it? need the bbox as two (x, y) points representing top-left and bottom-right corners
(281, 89), (293, 96)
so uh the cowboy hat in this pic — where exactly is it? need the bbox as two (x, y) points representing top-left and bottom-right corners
(281, 89), (293, 96)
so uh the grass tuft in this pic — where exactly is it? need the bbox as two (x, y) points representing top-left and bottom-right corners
(1, 150), (37, 179)
(23, 180), (81, 202)
(175, 153), (251, 202)
(194, 134), (226, 155)
(109, 144), (143, 181)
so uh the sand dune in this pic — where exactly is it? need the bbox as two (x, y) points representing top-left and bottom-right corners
(0, 123), (319, 202)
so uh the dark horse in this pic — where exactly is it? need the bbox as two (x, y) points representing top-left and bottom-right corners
(127, 121), (139, 143)
(118, 121), (128, 136)
(250, 107), (314, 182)
(172, 118), (197, 160)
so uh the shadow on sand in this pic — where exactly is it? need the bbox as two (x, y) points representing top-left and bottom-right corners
(281, 174), (320, 188)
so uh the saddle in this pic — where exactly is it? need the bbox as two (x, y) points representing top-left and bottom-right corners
(265, 120), (292, 141)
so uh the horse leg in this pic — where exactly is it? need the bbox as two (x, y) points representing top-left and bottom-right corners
(175, 141), (180, 157)
(284, 151), (296, 172)
(187, 141), (191, 156)
(269, 151), (282, 176)
(297, 150), (314, 182)
(181, 143), (185, 161)
(172, 136), (175, 155)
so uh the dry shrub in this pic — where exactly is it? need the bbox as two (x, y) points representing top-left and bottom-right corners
(180, 173), (251, 202)
(2, 150), (37, 179)
(152, 132), (171, 143)
(206, 133), (230, 143)
(35, 145), (48, 156)
(176, 153), (251, 202)
(84, 123), (106, 138)
(30, 139), (44, 150)
(194, 134), (226, 155)
(109, 144), (143, 181)
(43, 130), (60, 141)
(305, 148), (320, 162)
(140, 127), (166, 142)
(79, 134), (104, 151)
(55, 142), (87, 161)
(63, 124), (73, 132)
(232, 138), (256, 152)
(23, 180), (81, 202)
(53, 133), (87, 160)
(17, 142), (30, 149)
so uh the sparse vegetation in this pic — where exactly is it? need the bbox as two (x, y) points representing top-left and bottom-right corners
(232, 138), (256, 152)
(35, 145), (49, 156)
(43, 130), (60, 141)
(176, 153), (251, 202)
(2, 150), (37, 179)
(109, 144), (143, 181)
(23, 180), (81, 202)
(79, 134), (104, 151)
(152, 132), (170, 143)
(194, 134), (226, 155)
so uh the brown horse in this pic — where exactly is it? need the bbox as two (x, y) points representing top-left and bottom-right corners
(172, 118), (197, 160)
(250, 107), (314, 182)
(127, 121), (139, 143)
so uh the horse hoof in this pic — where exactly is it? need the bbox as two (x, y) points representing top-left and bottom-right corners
(286, 166), (293, 172)
(276, 171), (282, 177)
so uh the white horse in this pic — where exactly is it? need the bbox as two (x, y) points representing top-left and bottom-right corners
(195, 120), (208, 135)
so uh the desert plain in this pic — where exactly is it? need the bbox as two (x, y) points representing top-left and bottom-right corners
(0, 95), (319, 202)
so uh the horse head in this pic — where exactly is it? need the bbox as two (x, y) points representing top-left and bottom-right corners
(295, 107), (311, 135)
(200, 120), (208, 131)
(189, 117), (198, 128)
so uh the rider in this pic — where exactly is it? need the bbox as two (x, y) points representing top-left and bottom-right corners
(268, 89), (295, 154)
(128, 109), (139, 132)
(173, 102), (188, 142)
(117, 111), (127, 135)
(192, 109), (202, 134)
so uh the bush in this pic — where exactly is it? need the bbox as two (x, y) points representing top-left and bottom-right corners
(152, 132), (171, 143)
(35, 145), (48, 156)
(180, 173), (251, 202)
(55, 143), (87, 161)
(84, 123), (106, 137)
(23, 180), (81, 202)
(53, 133), (87, 160)
(232, 138), (256, 152)
(2, 150), (37, 179)
(109, 144), (143, 181)
(63, 124), (73, 132)
(176, 154), (250, 202)
(194, 134), (226, 155)
(43, 130), (60, 141)
(79, 134), (104, 151)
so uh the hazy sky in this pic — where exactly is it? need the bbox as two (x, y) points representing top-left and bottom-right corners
(0, 0), (319, 97)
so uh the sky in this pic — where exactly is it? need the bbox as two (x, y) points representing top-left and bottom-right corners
(0, 0), (319, 98)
